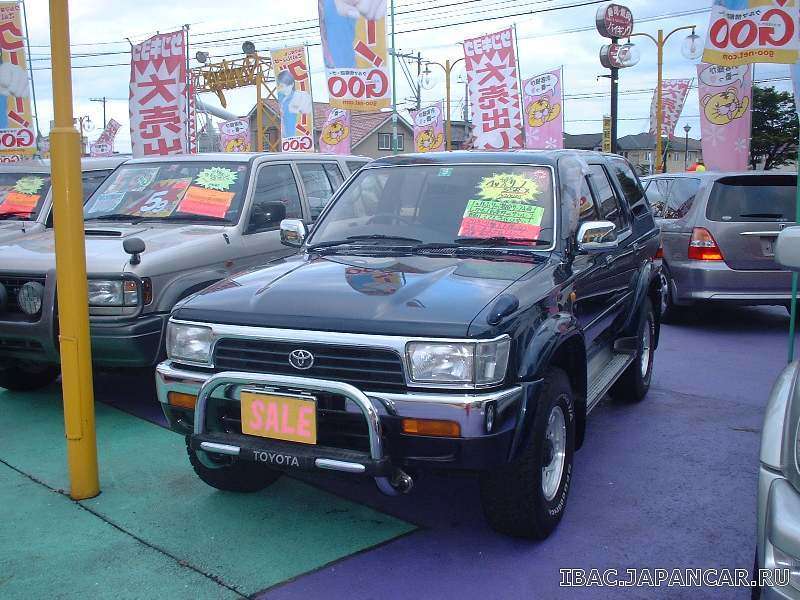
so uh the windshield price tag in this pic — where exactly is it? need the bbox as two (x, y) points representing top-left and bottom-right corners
(107, 167), (160, 193)
(0, 191), (39, 216)
(86, 192), (125, 214)
(13, 176), (46, 195)
(458, 199), (544, 239)
(194, 167), (238, 191)
(178, 186), (235, 218)
(130, 178), (192, 217)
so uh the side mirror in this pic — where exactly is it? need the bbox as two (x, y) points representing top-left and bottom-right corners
(249, 201), (286, 231)
(122, 237), (146, 265)
(280, 218), (307, 248)
(577, 221), (618, 253)
(776, 226), (800, 271)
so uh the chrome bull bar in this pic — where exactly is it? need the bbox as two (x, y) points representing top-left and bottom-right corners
(192, 371), (404, 495)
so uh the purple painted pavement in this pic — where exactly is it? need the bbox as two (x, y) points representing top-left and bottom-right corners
(97, 305), (789, 599)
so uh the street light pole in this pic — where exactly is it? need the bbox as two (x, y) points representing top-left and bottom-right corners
(421, 58), (465, 151)
(48, 0), (99, 501)
(90, 96), (107, 128)
(683, 123), (691, 170)
(390, 0), (398, 155)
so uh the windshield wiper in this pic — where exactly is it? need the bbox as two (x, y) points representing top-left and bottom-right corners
(454, 236), (552, 247)
(0, 211), (32, 220)
(85, 214), (144, 223)
(308, 234), (423, 252)
(738, 213), (786, 219)
(161, 214), (232, 223)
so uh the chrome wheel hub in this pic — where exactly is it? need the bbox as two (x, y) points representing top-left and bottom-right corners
(542, 404), (567, 501)
(640, 317), (653, 379)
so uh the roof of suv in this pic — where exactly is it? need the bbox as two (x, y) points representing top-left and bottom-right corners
(125, 152), (370, 165)
(0, 156), (128, 173)
(369, 149), (617, 168)
(643, 171), (778, 181)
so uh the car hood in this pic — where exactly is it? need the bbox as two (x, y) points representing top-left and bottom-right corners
(0, 222), (228, 274)
(174, 252), (543, 337)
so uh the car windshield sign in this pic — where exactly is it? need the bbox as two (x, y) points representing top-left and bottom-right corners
(309, 164), (555, 249)
(84, 162), (250, 223)
(0, 173), (51, 221)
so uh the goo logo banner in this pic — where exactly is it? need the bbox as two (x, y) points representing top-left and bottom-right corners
(271, 45), (315, 152)
(703, 0), (800, 66)
(0, 2), (34, 156)
(318, 0), (391, 111)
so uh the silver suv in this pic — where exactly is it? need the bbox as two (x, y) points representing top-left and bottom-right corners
(643, 172), (793, 320)
(0, 157), (126, 244)
(0, 152), (368, 391)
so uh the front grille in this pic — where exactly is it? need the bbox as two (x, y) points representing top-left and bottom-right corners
(0, 274), (46, 317)
(213, 338), (407, 392)
(214, 393), (372, 452)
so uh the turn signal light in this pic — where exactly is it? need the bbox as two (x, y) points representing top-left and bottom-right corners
(401, 418), (461, 438)
(654, 244), (664, 259)
(688, 227), (724, 261)
(168, 392), (197, 410)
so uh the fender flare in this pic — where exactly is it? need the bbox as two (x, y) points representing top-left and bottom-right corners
(622, 260), (657, 334)
(154, 269), (228, 313)
(509, 313), (587, 460)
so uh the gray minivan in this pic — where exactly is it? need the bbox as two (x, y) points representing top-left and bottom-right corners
(0, 157), (127, 244)
(643, 172), (793, 319)
(0, 152), (369, 391)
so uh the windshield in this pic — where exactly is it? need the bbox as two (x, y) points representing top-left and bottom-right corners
(309, 164), (555, 248)
(84, 162), (250, 223)
(0, 173), (51, 221)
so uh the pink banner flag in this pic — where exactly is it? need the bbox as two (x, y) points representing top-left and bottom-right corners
(219, 119), (252, 153)
(697, 62), (752, 172)
(319, 107), (351, 155)
(90, 118), (121, 157)
(522, 68), (564, 150)
(129, 30), (191, 157)
(649, 79), (690, 138)
(463, 27), (524, 150)
(411, 102), (445, 152)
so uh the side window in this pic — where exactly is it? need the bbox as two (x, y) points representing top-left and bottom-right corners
(297, 163), (338, 221)
(81, 170), (112, 202)
(347, 160), (368, 175)
(645, 178), (672, 218)
(578, 175), (599, 223)
(589, 164), (625, 230)
(609, 159), (645, 208)
(323, 163), (344, 190)
(248, 164), (302, 233)
(665, 178), (701, 219)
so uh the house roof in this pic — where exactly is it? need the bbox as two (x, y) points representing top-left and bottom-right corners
(249, 100), (412, 149)
(564, 133), (602, 150)
(564, 131), (702, 152)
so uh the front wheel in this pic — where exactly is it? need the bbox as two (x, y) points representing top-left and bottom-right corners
(0, 361), (60, 391)
(611, 299), (656, 403)
(187, 437), (282, 493)
(479, 367), (575, 539)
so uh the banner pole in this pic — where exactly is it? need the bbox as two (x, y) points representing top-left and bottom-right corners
(390, 0), (398, 155)
(20, 0), (40, 148)
(789, 140), (800, 363)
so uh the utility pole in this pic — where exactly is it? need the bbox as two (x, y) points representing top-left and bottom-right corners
(48, 0), (99, 501)
(416, 51), (421, 110)
(89, 97), (107, 128)
(390, 0), (398, 154)
(610, 37), (618, 154)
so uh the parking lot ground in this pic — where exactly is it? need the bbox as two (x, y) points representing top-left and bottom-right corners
(0, 389), (415, 599)
(0, 305), (791, 599)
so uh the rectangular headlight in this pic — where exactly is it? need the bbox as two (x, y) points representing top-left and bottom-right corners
(166, 322), (213, 365)
(406, 337), (510, 386)
(87, 280), (139, 307)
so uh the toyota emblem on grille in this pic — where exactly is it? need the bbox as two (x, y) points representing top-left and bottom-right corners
(288, 349), (314, 370)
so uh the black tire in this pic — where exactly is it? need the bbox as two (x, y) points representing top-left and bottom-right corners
(479, 367), (576, 539)
(0, 361), (59, 391)
(187, 437), (282, 493)
(659, 269), (681, 324)
(611, 298), (656, 403)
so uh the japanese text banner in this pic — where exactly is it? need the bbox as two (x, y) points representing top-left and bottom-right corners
(697, 62), (752, 171)
(271, 45), (315, 152)
(0, 2), (34, 157)
(522, 68), (564, 150)
(319, 107), (351, 154)
(649, 79), (690, 138)
(90, 118), (121, 157)
(703, 0), (800, 67)
(219, 119), (252, 153)
(318, 0), (391, 111)
(411, 102), (445, 152)
(463, 27), (524, 150)
(129, 30), (191, 157)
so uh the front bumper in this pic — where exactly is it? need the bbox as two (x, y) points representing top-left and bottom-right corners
(759, 470), (800, 599)
(89, 313), (167, 368)
(670, 260), (792, 306)
(156, 361), (529, 487)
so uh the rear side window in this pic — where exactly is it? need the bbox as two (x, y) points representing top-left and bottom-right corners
(706, 175), (796, 222)
(578, 176), (599, 223)
(609, 159), (645, 208)
(297, 163), (340, 220)
(589, 164), (625, 230)
(347, 160), (368, 174)
(645, 178), (671, 218)
(664, 178), (701, 219)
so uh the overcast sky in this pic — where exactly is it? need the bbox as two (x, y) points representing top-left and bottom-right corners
(22, 0), (796, 152)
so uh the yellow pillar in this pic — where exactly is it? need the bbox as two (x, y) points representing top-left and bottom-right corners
(48, 0), (99, 500)
(445, 60), (452, 151)
(655, 29), (665, 174)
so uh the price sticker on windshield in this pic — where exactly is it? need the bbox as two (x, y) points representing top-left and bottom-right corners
(458, 199), (545, 240)
(178, 186), (235, 219)
(0, 191), (39, 216)
(130, 178), (192, 217)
